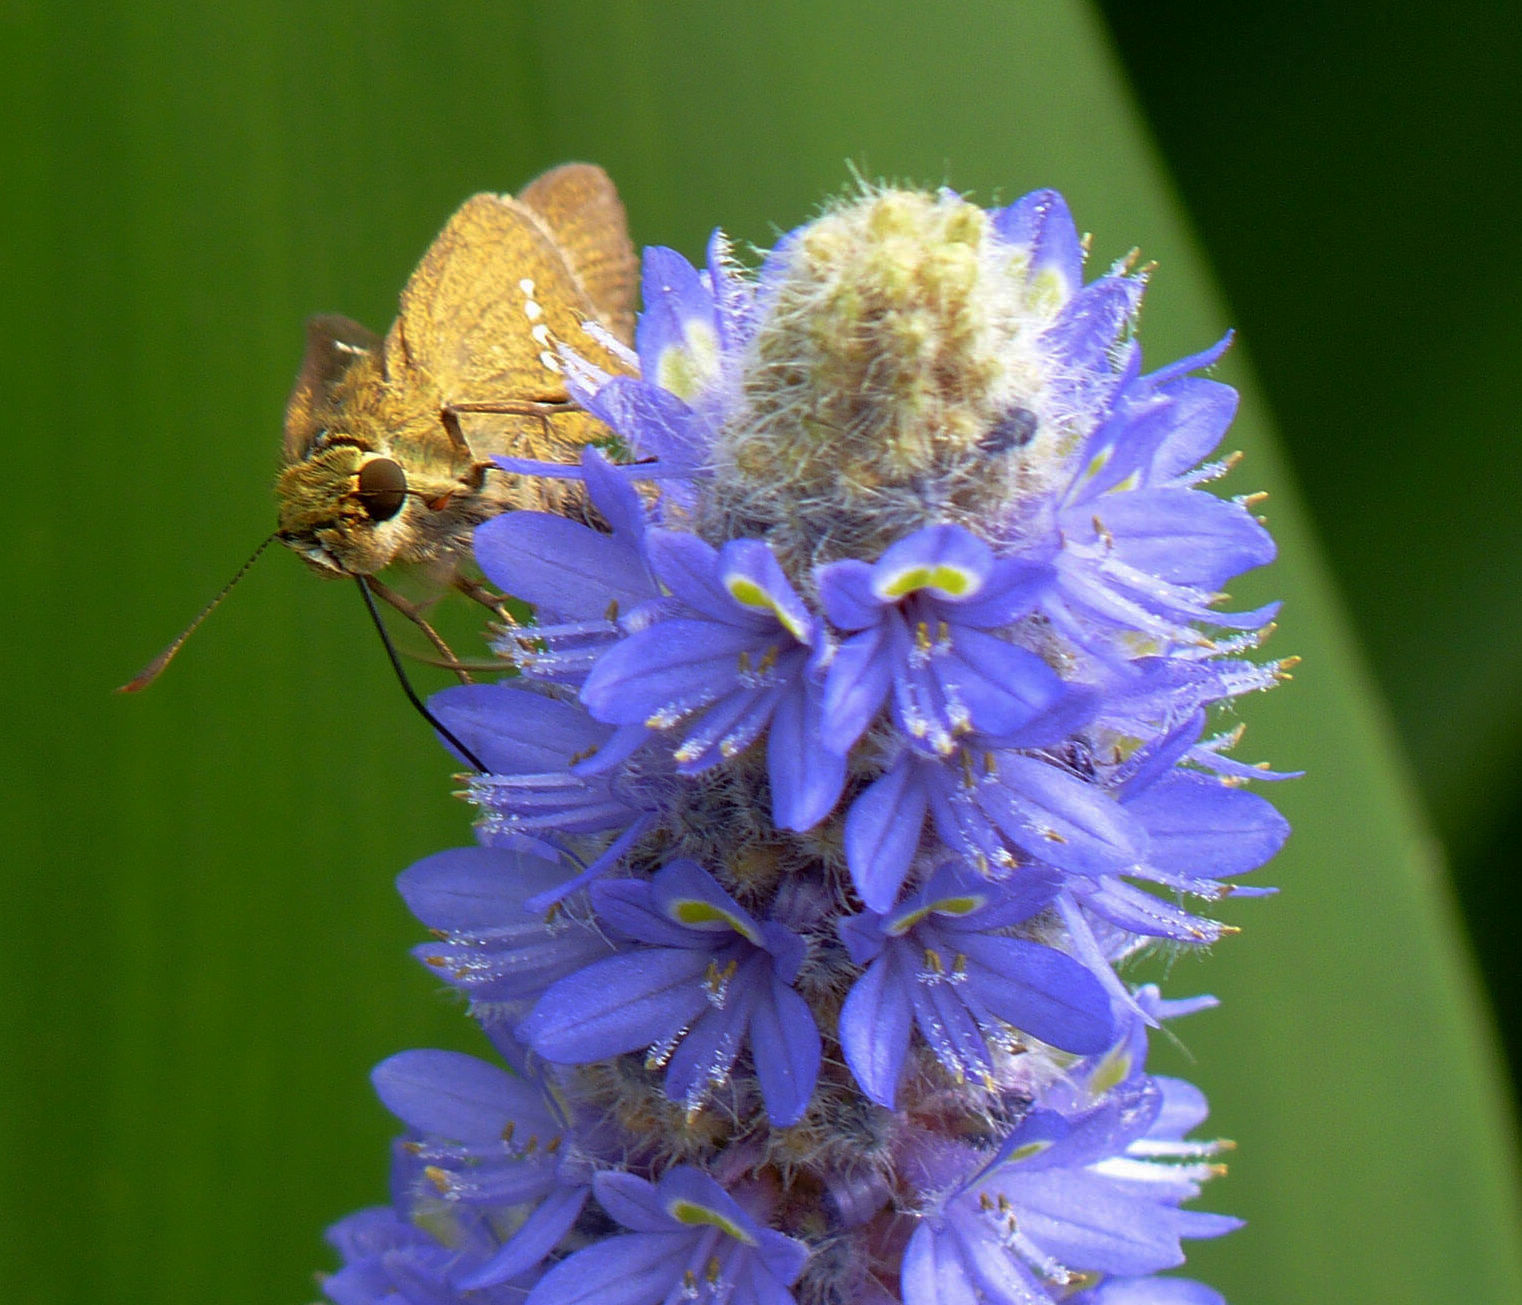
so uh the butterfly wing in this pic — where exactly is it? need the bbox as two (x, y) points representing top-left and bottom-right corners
(282, 314), (383, 463)
(387, 187), (629, 406)
(516, 163), (638, 347)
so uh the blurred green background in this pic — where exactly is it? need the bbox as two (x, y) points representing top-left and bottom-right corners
(4, 3), (1519, 1303)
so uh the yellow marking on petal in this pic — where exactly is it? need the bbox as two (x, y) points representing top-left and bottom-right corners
(667, 1199), (757, 1244)
(1028, 265), (1070, 316)
(655, 320), (720, 400)
(1087, 1049), (1131, 1098)
(671, 899), (760, 943)
(879, 563), (981, 599)
(725, 577), (810, 642)
(424, 1166), (452, 1195)
(1006, 1139), (1053, 1164)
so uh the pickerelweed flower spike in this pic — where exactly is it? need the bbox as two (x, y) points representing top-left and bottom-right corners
(318, 180), (1293, 1305)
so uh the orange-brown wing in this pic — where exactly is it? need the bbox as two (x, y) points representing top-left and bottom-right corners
(386, 192), (627, 411)
(516, 163), (638, 347)
(281, 314), (383, 463)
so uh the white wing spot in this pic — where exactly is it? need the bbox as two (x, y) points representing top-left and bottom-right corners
(531, 324), (553, 347)
(538, 350), (563, 373)
(523, 299), (544, 321)
(519, 278), (536, 295)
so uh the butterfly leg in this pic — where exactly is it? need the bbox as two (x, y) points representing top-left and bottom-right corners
(366, 575), (475, 685)
(452, 571), (510, 617)
(441, 398), (573, 448)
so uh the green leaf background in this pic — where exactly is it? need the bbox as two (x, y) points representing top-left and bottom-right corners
(4, 3), (1518, 1302)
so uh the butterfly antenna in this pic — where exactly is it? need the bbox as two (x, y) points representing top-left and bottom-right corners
(355, 576), (487, 772)
(117, 534), (278, 692)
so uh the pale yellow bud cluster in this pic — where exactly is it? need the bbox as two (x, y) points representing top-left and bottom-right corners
(710, 187), (1058, 572)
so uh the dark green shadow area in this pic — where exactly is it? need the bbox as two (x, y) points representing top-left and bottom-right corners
(1097, 0), (1522, 1094)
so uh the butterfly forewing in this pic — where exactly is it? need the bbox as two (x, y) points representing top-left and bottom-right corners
(516, 162), (638, 345)
(388, 194), (620, 411)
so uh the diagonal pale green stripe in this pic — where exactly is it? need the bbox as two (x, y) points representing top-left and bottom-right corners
(2, 3), (1517, 1304)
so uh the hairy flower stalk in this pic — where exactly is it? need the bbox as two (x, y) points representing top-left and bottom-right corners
(319, 184), (1291, 1305)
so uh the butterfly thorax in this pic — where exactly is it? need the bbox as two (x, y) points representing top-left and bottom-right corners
(275, 351), (485, 576)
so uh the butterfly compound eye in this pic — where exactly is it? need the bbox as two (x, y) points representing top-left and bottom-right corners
(357, 458), (407, 521)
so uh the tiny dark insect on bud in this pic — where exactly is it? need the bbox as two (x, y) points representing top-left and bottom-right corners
(978, 406), (1039, 453)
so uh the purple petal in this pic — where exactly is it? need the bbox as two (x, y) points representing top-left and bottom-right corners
(901, 1223), (983, 1305)
(839, 951), (913, 1108)
(1147, 379), (1238, 481)
(937, 632), (1071, 739)
(1143, 331), (1234, 390)
(706, 228), (756, 351)
(1076, 1277), (1226, 1305)
(1003, 1169), (1190, 1276)
(750, 974), (822, 1125)
(845, 757), (929, 911)
(593, 1171), (671, 1233)
(816, 558), (883, 629)
(1073, 488), (1275, 589)
(821, 625), (893, 751)
(646, 530), (748, 624)
(371, 1049), (545, 1142)
(581, 619), (754, 725)
(580, 446), (647, 543)
(918, 861), (1055, 928)
(591, 877), (703, 948)
(768, 681), (849, 831)
(954, 935), (1114, 1053)
(910, 971), (994, 1081)
(649, 858), (762, 940)
(475, 511), (651, 618)
(992, 189), (1084, 305)
(1152, 1075), (1212, 1139)
(871, 524), (992, 603)
(519, 949), (711, 1061)
(581, 374), (713, 472)
(524, 1232), (689, 1305)
(397, 845), (568, 932)
(753, 1227), (811, 1289)
(953, 1221), (1050, 1305)
(721, 539), (814, 643)
(664, 994), (751, 1111)
(945, 556), (1052, 627)
(1081, 878), (1226, 943)
(983, 756), (1145, 875)
(1042, 277), (1142, 376)
(1126, 772), (1289, 878)
(458, 1184), (591, 1289)
(430, 684), (614, 777)
(658, 1166), (772, 1244)
(636, 246), (716, 385)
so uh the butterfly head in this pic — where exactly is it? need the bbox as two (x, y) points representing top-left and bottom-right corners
(275, 434), (413, 576)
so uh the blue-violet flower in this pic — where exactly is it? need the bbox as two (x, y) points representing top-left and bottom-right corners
(319, 181), (1293, 1305)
